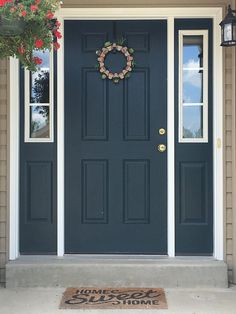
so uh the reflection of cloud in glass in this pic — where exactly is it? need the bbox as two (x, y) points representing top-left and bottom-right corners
(183, 63), (201, 88)
(183, 70), (202, 103)
(183, 59), (203, 103)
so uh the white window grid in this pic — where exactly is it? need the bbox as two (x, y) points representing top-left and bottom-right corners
(178, 30), (208, 143)
(24, 51), (54, 143)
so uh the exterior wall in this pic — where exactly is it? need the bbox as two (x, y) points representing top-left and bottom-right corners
(225, 47), (234, 283)
(0, 0), (235, 284)
(232, 0), (236, 284)
(0, 58), (8, 286)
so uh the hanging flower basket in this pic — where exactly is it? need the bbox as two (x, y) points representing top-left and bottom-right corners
(0, 15), (26, 36)
(0, 0), (62, 72)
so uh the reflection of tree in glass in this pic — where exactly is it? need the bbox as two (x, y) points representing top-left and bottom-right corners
(30, 106), (49, 136)
(36, 106), (49, 120)
(183, 127), (202, 138)
(32, 71), (49, 103)
(31, 120), (40, 133)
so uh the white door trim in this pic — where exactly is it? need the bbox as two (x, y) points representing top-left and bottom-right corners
(9, 7), (224, 260)
(9, 57), (20, 260)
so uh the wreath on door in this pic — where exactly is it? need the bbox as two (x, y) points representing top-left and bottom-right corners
(96, 40), (135, 83)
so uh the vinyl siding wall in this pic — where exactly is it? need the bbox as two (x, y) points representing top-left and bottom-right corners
(0, 0), (235, 284)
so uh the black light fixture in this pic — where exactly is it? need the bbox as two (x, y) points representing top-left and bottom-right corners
(220, 5), (236, 47)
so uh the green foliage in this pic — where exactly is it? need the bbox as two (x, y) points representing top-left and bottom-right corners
(0, 0), (61, 71)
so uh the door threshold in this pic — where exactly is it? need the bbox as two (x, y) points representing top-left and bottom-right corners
(13, 254), (217, 263)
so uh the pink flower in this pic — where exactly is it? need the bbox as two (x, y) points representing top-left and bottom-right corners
(21, 10), (27, 17)
(55, 20), (61, 27)
(53, 42), (60, 50)
(18, 46), (25, 55)
(32, 57), (42, 65)
(46, 10), (54, 19)
(0, 0), (13, 6)
(30, 5), (38, 11)
(35, 39), (43, 48)
(54, 30), (62, 39)
(10, 6), (16, 12)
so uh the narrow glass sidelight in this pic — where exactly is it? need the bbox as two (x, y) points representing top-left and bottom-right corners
(24, 50), (54, 142)
(178, 31), (208, 142)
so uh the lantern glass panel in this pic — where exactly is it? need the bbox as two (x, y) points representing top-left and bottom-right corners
(224, 23), (232, 41)
(233, 23), (236, 41)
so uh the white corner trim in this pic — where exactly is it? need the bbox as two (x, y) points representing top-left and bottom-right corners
(213, 10), (224, 260)
(167, 16), (175, 257)
(9, 57), (20, 260)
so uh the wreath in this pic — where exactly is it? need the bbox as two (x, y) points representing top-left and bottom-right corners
(96, 40), (135, 83)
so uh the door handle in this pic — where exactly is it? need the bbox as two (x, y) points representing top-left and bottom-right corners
(157, 144), (166, 153)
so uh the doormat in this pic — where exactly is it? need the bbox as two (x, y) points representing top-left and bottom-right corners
(60, 287), (168, 309)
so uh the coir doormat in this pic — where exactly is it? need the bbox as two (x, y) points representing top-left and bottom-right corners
(60, 287), (168, 309)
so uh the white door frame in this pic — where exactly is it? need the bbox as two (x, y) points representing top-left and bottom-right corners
(9, 7), (224, 260)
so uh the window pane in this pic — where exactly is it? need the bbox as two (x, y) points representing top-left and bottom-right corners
(183, 70), (203, 103)
(183, 106), (203, 139)
(30, 50), (50, 103)
(183, 35), (203, 68)
(30, 106), (50, 138)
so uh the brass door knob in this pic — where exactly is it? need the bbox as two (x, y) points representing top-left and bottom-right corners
(157, 144), (166, 153)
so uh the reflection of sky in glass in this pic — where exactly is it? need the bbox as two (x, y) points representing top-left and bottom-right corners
(182, 36), (203, 104)
(183, 70), (203, 103)
(183, 106), (203, 138)
(183, 36), (203, 67)
(183, 46), (201, 67)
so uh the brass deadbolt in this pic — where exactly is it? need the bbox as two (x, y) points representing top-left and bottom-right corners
(159, 128), (166, 135)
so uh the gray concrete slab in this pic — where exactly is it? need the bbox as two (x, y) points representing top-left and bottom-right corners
(0, 286), (236, 314)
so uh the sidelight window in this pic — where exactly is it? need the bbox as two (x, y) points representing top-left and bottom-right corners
(24, 50), (54, 142)
(178, 30), (208, 142)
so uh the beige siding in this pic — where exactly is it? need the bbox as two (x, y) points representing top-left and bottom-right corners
(0, 0), (235, 284)
(0, 58), (7, 286)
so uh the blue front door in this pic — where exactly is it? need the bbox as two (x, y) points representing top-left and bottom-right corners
(64, 20), (167, 253)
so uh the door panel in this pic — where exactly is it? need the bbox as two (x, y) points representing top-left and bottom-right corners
(65, 20), (167, 254)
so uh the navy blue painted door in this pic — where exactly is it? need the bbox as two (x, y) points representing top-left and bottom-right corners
(65, 21), (167, 254)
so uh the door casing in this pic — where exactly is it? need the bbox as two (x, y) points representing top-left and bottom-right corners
(8, 7), (224, 260)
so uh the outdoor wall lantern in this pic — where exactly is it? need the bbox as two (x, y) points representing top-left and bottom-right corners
(220, 5), (236, 47)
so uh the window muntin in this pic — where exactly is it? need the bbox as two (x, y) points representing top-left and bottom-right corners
(179, 31), (208, 142)
(25, 50), (53, 142)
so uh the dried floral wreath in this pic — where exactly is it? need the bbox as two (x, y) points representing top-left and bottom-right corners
(96, 39), (135, 83)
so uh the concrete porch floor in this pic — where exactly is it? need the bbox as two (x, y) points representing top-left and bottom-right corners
(0, 286), (236, 313)
(6, 256), (228, 288)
